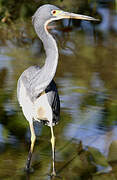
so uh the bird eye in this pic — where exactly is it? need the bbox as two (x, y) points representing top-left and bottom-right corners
(51, 10), (56, 15)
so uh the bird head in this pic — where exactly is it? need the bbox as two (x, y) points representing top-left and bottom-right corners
(32, 4), (98, 28)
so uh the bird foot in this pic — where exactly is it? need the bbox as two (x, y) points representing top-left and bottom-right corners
(49, 172), (62, 179)
(51, 170), (56, 177)
(25, 166), (34, 173)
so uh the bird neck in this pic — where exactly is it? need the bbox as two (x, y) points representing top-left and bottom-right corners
(35, 22), (58, 89)
(42, 27), (58, 79)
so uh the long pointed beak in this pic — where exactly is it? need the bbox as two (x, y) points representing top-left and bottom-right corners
(59, 11), (99, 21)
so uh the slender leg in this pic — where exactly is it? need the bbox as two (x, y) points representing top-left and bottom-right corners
(26, 122), (36, 171)
(50, 125), (56, 176)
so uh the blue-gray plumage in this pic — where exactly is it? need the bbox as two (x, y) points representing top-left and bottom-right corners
(17, 4), (98, 176)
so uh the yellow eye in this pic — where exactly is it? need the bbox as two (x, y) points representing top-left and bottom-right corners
(51, 10), (62, 16)
(51, 10), (56, 15)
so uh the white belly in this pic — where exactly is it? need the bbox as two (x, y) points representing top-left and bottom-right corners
(18, 81), (52, 124)
(18, 81), (34, 122)
(34, 93), (52, 122)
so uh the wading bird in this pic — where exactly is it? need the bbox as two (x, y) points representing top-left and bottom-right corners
(17, 4), (97, 176)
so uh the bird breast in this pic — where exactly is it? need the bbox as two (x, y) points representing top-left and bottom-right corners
(18, 80), (52, 124)
(33, 92), (53, 122)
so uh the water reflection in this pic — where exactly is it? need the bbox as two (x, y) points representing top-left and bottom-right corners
(0, 0), (117, 179)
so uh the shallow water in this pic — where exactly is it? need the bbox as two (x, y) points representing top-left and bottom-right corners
(0, 1), (117, 180)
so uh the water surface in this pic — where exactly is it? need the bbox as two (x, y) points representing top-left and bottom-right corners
(0, 1), (117, 179)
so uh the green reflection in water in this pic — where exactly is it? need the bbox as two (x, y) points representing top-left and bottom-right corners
(0, 0), (117, 179)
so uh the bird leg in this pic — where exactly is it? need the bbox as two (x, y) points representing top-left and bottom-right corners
(50, 125), (56, 176)
(26, 122), (36, 171)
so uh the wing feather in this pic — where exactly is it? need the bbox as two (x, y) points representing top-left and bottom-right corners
(45, 80), (60, 124)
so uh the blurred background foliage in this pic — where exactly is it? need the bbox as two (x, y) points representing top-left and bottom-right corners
(0, 0), (117, 179)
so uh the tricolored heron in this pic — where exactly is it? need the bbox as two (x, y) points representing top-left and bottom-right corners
(17, 4), (97, 176)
